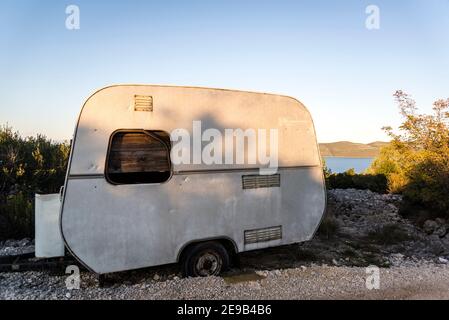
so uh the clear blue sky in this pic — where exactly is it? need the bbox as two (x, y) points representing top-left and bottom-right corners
(1, 0), (448, 143)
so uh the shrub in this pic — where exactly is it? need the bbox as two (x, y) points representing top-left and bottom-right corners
(368, 91), (449, 218)
(325, 167), (388, 193)
(366, 223), (412, 245)
(317, 213), (339, 239)
(0, 125), (69, 240)
(0, 193), (34, 239)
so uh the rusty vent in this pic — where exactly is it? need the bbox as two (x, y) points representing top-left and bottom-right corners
(134, 95), (153, 112)
(242, 174), (280, 189)
(244, 226), (282, 244)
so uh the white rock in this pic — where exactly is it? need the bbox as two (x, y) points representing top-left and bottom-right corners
(256, 270), (268, 277)
(247, 281), (262, 290)
(438, 257), (448, 264)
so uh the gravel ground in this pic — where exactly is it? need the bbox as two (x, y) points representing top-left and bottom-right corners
(0, 239), (34, 256)
(1, 189), (449, 300)
(1, 262), (449, 300)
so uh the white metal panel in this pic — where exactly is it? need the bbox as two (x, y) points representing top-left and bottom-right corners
(35, 194), (65, 258)
(69, 85), (321, 175)
(62, 168), (325, 274)
(61, 85), (326, 274)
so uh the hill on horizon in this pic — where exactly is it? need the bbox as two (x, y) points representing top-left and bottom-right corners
(319, 141), (389, 158)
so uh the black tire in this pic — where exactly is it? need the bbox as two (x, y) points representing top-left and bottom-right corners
(182, 241), (230, 277)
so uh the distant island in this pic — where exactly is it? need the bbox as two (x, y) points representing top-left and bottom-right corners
(319, 141), (389, 158)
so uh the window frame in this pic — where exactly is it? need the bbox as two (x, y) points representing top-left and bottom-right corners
(104, 129), (173, 186)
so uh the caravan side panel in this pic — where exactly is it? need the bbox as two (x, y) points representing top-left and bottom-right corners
(61, 85), (326, 274)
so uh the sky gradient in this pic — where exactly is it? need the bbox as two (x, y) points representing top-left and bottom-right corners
(1, 0), (448, 143)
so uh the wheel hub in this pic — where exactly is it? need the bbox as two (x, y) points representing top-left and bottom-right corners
(195, 251), (222, 276)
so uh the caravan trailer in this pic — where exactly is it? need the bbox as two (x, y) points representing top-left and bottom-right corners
(41, 85), (326, 277)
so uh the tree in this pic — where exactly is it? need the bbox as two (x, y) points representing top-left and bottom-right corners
(369, 91), (449, 216)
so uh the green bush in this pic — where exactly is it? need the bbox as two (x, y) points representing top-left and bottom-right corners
(0, 193), (34, 239)
(368, 91), (449, 218)
(324, 166), (388, 193)
(0, 125), (69, 240)
(366, 223), (413, 245)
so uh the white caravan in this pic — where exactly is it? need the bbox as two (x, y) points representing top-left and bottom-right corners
(38, 85), (326, 277)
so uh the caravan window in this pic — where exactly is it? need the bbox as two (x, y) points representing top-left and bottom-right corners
(106, 131), (171, 184)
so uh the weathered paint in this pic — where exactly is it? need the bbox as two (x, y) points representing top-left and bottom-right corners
(60, 85), (326, 274)
(35, 194), (65, 258)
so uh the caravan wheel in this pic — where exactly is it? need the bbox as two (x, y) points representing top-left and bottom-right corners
(182, 241), (230, 277)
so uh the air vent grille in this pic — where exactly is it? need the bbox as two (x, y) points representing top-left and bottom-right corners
(244, 226), (282, 244)
(134, 95), (153, 112)
(242, 174), (280, 189)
